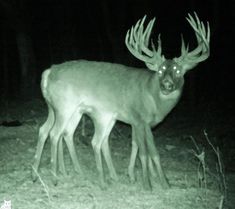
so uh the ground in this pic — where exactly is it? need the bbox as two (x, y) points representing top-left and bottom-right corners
(0, 99), (234, 209)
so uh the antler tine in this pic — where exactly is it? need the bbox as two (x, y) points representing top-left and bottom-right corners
(152, 34), (163, 56)
(207, 22), (210, 43)
(144, 18), (155, 45)
(141, 18), (156, 57)
(131, 26), (139, 52)
(158, 34), (163, 54)
(133, 17), (144, 46)
(200, 21), (210, 53)
(192, 14), (204, 45)
(180, 34), (189, 56)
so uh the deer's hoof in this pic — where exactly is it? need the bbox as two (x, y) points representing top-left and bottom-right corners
(31, 166), (38, 182)
(50, 170), (59, 186)
(142, 177), (152, 191)
(161, 180), (170, 190)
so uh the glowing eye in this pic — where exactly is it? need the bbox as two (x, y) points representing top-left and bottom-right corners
(158, 70), (163, 75)
(173, 66), (177, 70)
(176, 70), (180, 74)
(162, 66), (166, 70)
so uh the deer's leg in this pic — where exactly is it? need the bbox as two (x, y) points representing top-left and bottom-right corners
(133, 124), (151, 190)
(101, 119), (117, 181)
(91, 113), (116, 187)
(49, 110), (73, 184)
(32, 104), (54, 181)
(148, 157), (157, 178)
(58, 138), (66, 175)
(144, 126), (169, 189)
(128, 129), (156, 182)
(62, 110), (83, 175)
(128, 129), (138, 182)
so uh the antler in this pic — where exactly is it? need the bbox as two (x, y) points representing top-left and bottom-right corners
(174, 12), (210, 70)
(125, 15), (165, 70)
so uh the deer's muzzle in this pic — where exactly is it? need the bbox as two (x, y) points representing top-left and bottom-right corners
(160, 79), (175, 95)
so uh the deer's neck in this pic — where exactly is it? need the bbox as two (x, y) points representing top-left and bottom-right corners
(147, 74), (183, 125)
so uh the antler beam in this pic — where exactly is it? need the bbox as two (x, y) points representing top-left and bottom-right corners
(175, 12), (210, 68)
(125, 15), (165, 69)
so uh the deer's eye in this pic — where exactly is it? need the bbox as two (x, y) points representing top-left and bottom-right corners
(175, 69), (181, 77)
(162, 66), (166, 70)
(173, 66), (177, 70)
(158, 70), (163, 75)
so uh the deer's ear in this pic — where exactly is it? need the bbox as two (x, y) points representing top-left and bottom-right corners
(181, 62), (198, 72)
(173, 58), (198, 73)
(145, 57), (165, 71)
(146, 63), (159, 71)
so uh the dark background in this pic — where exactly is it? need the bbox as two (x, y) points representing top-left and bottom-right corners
(0, 0), (234, 108)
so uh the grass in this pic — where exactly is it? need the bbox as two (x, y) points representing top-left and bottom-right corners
(191, 130), (227, 209)
(0, 99), (231, 209)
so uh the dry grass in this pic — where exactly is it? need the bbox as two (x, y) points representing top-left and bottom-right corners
(0, 100), (231, 209)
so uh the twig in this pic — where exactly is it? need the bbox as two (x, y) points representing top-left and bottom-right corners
(218, 195), (224, 209)
(32, 166), (51, 202)
(203, 130), (227, 198)
(190, 136), (207, 198)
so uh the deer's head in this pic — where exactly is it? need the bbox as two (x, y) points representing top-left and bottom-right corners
(125, 12), (210, 95)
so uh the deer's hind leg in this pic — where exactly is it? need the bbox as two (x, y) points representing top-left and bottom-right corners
(91, 112), (117, 187)
(60, 108), (84, 175)
(32, 104), (55, 181)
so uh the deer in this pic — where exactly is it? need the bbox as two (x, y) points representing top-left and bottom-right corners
(32, 12), (210, 190)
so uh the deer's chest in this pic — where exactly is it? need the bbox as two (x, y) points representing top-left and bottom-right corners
(147, 90), (181, 127)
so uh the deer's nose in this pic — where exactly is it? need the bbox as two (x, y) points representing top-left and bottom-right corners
(162, 79), (174, 91)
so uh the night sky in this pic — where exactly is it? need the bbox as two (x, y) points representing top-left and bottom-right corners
(0, 0), (234, 105)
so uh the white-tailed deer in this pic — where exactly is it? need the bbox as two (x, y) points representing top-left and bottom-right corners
(32, 12), (210, 190)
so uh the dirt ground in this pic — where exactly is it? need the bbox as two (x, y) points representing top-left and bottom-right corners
(0, 99), (234, 209)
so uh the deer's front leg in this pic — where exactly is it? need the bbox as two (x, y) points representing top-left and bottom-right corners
(128, 129), (138, 182)
(91, 113), (116, 188)
(32, 104), (55, 182)
(144, 126), (169, 189)
(101, 131), (118, 181)
(62, 110), (83, 175)
(50, 133), (61, 185)
(58, 138), (66, 175)
(128, 129), (157, 183)
(49, 112), (72, 185)
(133, 124), (152, 190)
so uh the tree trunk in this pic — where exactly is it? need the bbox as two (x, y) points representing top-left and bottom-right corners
(0, 0), (37, 98)
(2, 26), (9, 98)
(16, 31), (36, 97)
(99, 0), (127, 63)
